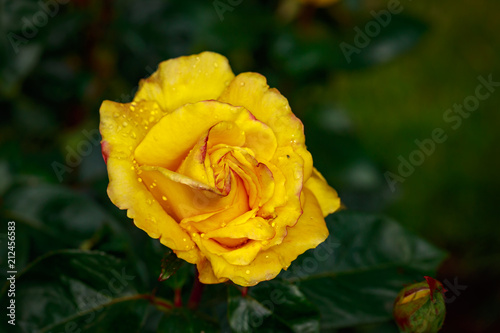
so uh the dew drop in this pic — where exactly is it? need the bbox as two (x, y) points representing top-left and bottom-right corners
(183, 238), (187, 242)
(271, 222), (276, 227)
(213, 62), (219, 67)
(147, 199), (152, 205)
(132, 132), (137, 138)
(240, 81), (245, 87)
(162, 196), (167, 201)
(137, 177), (142, 182)
(245, 270), (250, 274)
(201, 233), (205, 238)
(113, 112), (119, 118)
(122, 121), (128, 127)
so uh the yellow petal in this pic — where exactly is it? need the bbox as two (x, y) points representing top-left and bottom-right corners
(106, 158), (195, 252)
(134, 52), (234, 113)
(100, 98), (194, 251)
(197, 188), (328, 286)
(196, 258), (228, 284)
(305, 167), (341, 216)
(135, 100), (275, 171)
(206, 216), (274, 241)
(179, 174), (250, 234)
(100, 100), (164, 160)
(262, 147), (304, 249)
(176, 133), (215, 189)
(218, 72), (312, 179)
(138, 165), (228, 221)
(201, 238), (264, 266)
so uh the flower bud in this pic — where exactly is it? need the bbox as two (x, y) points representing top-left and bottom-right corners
(393, 276), (446, 333)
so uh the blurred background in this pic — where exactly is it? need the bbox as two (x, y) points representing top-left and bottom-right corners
(1, 0), (499, 332)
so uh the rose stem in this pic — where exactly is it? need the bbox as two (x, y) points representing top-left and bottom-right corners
(188, 270), (205, 309)
(174, 288), (183, 307)
(241, 287), (248, 297)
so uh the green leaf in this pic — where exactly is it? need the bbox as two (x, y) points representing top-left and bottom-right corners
(228, 280), (320, 333)
(158, 250), (185, 283)
(38, 298), (150, 333)
(157, 308), (218, 333)
(285, 211), (446, 329)
(0, 250), (148, 333)
(3, 183), (129, 252)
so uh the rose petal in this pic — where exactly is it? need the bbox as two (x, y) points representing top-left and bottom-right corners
(138, 165), (235, 221)
(134, 52), (235, 113)
(195, 188), (328, 286)
(106, 158), (196, 252)
(179, 174), (250, 233)
(305, 167), (341, 216)
(218, 72), (312, 180)
(135, 100), (277, 171)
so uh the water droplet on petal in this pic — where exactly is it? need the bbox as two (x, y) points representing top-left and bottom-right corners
(162, 196), (167, 201)
(137, 178), (142, 182)
(245, 270), (250, 274)
(214, 62), (219, 68)
(240, 81), (245, 87)
(122, 121), (128, 127)
(113, 112), (119, 118)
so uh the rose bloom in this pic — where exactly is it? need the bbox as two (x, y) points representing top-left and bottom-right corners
(100, 52), (340, 286)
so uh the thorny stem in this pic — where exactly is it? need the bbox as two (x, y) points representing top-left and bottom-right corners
(174, 288), (183, 307)
(133, 293), (173, 311)
(188, 270), (205, 309)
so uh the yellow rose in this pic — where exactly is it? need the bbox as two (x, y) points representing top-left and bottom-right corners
(99, 52), (340, 286)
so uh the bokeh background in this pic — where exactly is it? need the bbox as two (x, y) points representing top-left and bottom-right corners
(1, 0), (499, 332)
